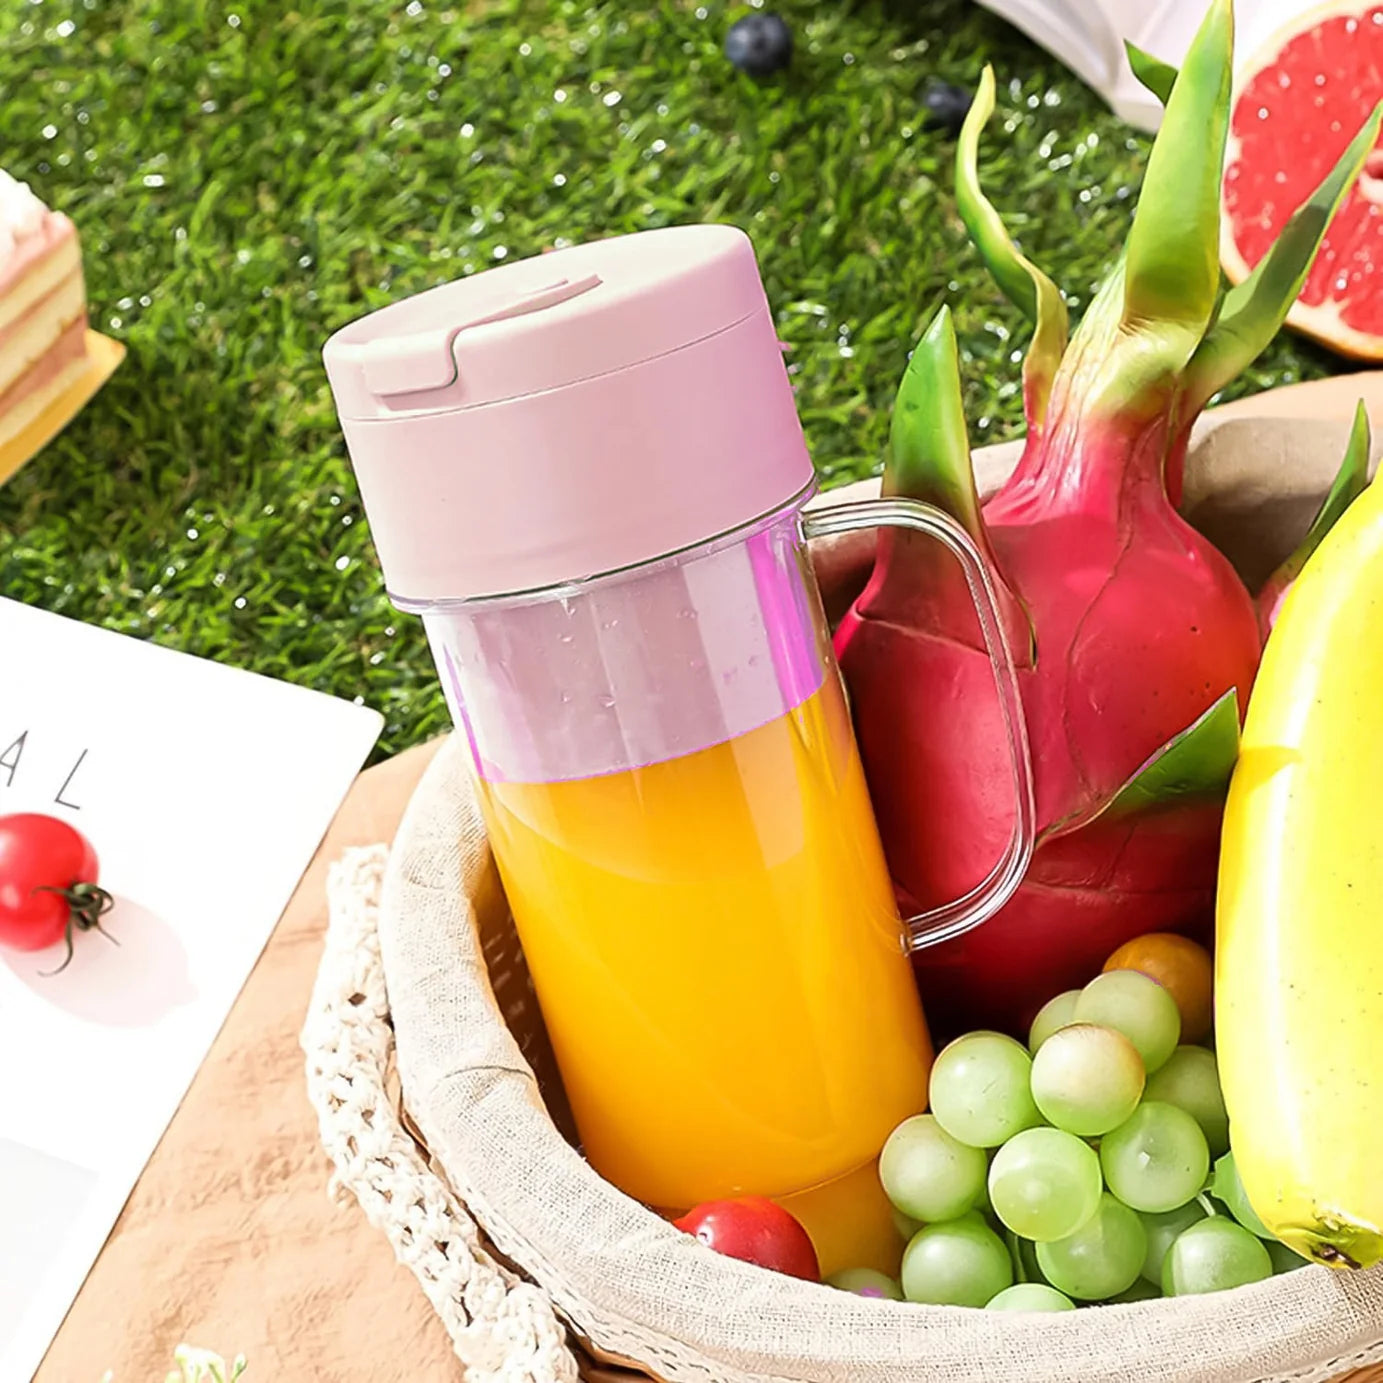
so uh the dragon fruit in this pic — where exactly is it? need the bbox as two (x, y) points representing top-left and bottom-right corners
(835, 0), (1383, 1038)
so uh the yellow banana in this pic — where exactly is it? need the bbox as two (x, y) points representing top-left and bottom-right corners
(1216, 406), (1383, 1271)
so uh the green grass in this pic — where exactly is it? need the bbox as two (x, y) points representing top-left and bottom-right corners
(0, 0), (1344, 758)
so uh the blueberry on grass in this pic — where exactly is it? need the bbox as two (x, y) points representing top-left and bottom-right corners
(920, 78), (975, 136)
(725, 13), (793, 77)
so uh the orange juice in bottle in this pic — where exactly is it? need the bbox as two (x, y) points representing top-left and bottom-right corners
(478, 674), (928, 1272)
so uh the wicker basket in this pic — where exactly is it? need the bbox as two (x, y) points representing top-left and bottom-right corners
(304, 418), (1383, 1383)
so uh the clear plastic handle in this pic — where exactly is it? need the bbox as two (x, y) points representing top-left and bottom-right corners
(802, 497), (1036, 950)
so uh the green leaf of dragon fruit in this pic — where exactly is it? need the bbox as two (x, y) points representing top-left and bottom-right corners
(1257, 401), (1373, 633)
(1103, 689), (1241, 819)
(1121, 0), (1231, 356)
(1046, 689), (1242, 837)
(955, 66), (1068, 433)
(884, 305), (983, 535)
(1122, 45), (1382, 487)
(1183, 105), (1383, 418)
(877, 305), (1035, 659)
(1125, 42), (1178, 105)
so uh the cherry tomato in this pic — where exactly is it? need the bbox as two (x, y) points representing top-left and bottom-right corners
(0, 813), (113, 970)
(673, 1197), (820, 1280)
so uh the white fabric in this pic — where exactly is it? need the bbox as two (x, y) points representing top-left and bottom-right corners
(302, 845), (579, 1383)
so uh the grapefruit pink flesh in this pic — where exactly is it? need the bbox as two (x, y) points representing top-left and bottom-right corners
(1222, 1), (1383, 357)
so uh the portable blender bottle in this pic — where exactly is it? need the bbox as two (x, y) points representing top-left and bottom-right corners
(323, 226), (1033, 1276)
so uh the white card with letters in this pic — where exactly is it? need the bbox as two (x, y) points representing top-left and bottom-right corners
(0, 596), (383, 1381)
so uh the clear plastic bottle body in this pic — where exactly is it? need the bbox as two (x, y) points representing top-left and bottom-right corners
(413, 489), (1032, 1275)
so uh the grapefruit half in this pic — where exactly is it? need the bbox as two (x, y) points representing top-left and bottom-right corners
(1221, 0), (1383, 360)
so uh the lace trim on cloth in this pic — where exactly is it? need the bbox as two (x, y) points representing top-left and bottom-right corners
(302, 846), (580, 1383)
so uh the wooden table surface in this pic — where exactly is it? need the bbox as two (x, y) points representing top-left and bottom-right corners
(32, 370), (1383, 1382)
(35, 737), (457, 1383)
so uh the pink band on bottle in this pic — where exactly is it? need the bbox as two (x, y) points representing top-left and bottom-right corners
(426, 499), (827, 784)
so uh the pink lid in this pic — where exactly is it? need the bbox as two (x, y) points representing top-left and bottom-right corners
(322, 225), (814, 603)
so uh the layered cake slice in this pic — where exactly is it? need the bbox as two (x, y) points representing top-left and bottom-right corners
(0, 170), (89, 449)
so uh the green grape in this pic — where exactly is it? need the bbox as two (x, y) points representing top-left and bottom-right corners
(985, 1282), (1076, 1312)
(1074, 970), (1181, 1073)
(1028, 989), (1081, 1053)
(988, 1127), (1103, 1242)
(1016, 1234), (1047, 1286)
(879, 1114), (987, 1222)
(901, 1219), (1013, 1307)
(949, 1210), (988, 1230)
(893, 1206), (924, 1243)
(826, 1267), (904, 1300)
(1266, 1239), (1311, 1274)
(1106, 1276), (1162, 1303)
(1100, 1102), (1210, 1213)
(1036, 1194), (1147, 1300)
(1210, 1151), (1273, 1238)
(1030, 1023), (1145, 1136)
(1161, 1217), (1273, 1295)
(1143, 1046), (1230, 1157)
(1139, 1201), (1208, 1284)
(929, 1032), (1043, 1148)
(973, 1161), (996, 1220)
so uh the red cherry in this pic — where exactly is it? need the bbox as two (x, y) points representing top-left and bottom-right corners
(672, 1197), (820, 1281)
